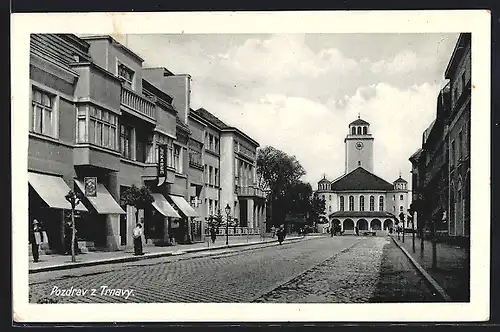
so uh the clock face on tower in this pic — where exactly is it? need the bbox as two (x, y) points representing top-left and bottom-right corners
(355, 141), (364, 150)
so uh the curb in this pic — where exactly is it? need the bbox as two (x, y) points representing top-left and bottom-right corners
(389, 235), (452, 302)
(29, 236), (321, 274)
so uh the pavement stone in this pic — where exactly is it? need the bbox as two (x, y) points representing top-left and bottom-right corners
(29, 236), (353, 303)
(390, 234), (470, 302)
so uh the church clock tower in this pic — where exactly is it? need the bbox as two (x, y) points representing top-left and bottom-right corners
(345, 116), (374, 174)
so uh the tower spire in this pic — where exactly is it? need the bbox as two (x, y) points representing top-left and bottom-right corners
(358, 112), (360, 119)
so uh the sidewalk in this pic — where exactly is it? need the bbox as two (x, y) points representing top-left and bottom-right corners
(390, 234), (470, 302)
(29, 234), (321, 273)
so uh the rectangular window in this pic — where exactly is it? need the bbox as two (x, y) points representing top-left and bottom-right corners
(209, 166), (213, 185)
(214, 137), (219, 152)
(120, 124), (132, 159)
(214, 168), (219, 187)
(77, 105), (117, 150)
(31, 87), (55, 137)
(174, 145), (182, 173)
(117, 62), (134, 89)
(204, 165), (208, 184)
(359, 196), (365, 212)
(400, 195), (403, 200)
(369, 196), (374, 211)
(214, 200), (218, 214)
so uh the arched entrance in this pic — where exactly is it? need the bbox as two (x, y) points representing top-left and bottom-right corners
(383, 219), (393, 230)
(357, 219), (368, 230)
(371, 219), (381, 230)
(343, 219), (354, 230)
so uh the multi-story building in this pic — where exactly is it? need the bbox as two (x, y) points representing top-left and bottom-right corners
(192, 108), (267, 235)
(314, 117), (409, 233)
(409, 84), (451, 235)
(445, 33), (471, 238)
(409, 33), (470, 240)
(28, 34), (201, 255)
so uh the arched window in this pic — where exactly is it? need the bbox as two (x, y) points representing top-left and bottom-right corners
(349, 196), (354, 211)
(399, 206), (403, 212)
(329, 206), (332, 212)
(379, 196), (384, 211)
(329, 195), (332, 200)
(363, 126), (367, 134)
(359, 196), (365, 211)
(339, 196), (344, 211)
(369, 196), (375, 211)
(322, 194), (325, 200)
(357, 127), (362, 135)
(351, 127), (356, 135)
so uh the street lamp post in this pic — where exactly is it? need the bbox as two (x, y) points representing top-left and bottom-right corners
(408, 207), (416, 253)
(225, 204), (231, 246)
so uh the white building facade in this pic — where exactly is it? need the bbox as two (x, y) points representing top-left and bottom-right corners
(315, 117), (410, 233)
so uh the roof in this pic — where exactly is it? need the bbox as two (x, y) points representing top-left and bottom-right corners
(330, 167), (393, 191)
(329, 211), (397, 219)
(193, 108), (229, 129)
(445, 33), (471, 78)
(80, 35), (144, 63)
(393, 176), (408, 183)
(349, 118), (370, 126)
(318, 178), (330, 183)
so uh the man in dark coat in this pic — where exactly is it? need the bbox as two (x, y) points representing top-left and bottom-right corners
(30, 219), (42, 262)
(210, 225), (217, 243)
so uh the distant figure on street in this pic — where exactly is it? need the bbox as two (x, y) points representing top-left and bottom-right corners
(277, 224), (285, 245)
(133, 223), (144, 255)
(389, 226), (393, 234)
(330, 226), (334, 237)
(210, 225), (217, 244)
(30, 219), (43, 263)
(271, 226), (276, 238)
(355, 226), (359, 236)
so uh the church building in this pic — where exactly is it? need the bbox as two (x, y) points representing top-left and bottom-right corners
(315, 117), (409, 233)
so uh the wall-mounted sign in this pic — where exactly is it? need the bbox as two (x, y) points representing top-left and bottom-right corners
(158, 144), (166, 186)
(84, 177), (97, 197)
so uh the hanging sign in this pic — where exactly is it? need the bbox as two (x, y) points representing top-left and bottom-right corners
(158, 144), (166, 186)
(84, 177), (97, 197)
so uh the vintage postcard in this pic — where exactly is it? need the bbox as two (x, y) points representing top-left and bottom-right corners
(11, 10), (490, 323)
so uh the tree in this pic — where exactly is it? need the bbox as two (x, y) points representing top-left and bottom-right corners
(206, 210), (224, 229)
(65, 190), (83, 263)
(309, 196), (326, 224)
(120, 185), (155, 225)
(256, 146), (306, 227)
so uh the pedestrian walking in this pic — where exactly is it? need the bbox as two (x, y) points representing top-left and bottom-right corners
(210, 225), (217, 244)
(330, 225), (334, 237)
(277, 224), (285, 245)
(30, 219), (43, 263)
(133, 223), (144, 255)
(355, 225), (359, 236)
(271, 225), (276, 238)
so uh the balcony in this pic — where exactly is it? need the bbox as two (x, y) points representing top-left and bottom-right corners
(120, 86), (156, 123)
(234, 143), (256, 160)
(236, 185), (267, 199)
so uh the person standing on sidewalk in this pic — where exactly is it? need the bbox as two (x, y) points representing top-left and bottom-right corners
(133, 223), (144, 255)
(210, 225), (217, 244)
(355, 225), (359, 236)
(29, 219), (43, 263)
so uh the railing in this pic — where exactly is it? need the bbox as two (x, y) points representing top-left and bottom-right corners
(121, 86), (156, 120)
(236, 186), (267, 198)
(204, 227), (261, 236)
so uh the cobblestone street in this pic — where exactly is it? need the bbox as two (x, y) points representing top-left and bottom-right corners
(30, 236), (437, 303)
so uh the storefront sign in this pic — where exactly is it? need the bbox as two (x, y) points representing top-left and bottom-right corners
(84, 177), (97, 197)
(158, 144), (166, 186)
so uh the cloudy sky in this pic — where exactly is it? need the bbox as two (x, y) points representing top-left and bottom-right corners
(114, 33), (459, 188)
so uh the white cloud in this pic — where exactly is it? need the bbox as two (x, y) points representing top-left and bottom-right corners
(370, 50), (433, 75)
